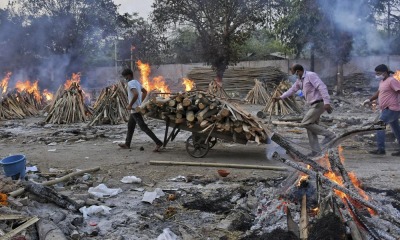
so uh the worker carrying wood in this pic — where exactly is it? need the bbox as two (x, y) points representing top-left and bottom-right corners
(273, 64), (335, 156)
(118, 69), (163, 152)
(363, 64), (400, 156)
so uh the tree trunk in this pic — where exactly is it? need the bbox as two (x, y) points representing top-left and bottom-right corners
(310, 45), (315, 72)
(336, 63), (344, 95)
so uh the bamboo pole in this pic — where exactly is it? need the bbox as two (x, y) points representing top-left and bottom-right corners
(149, 161), (287, 171)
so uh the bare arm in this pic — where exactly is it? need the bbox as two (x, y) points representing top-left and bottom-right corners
(141, 88), (147, 102)
(370, 91), (379, 101)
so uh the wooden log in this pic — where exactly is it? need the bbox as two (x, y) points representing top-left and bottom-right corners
(149, 161), (287, 171)
(1, 217), (39, 239)
(23, 181), (81, 211)
(37, 218), (68, 240)
(186, 111), (195, 122)
(10, 167), (100, 197)
(300, 194), (309, 240)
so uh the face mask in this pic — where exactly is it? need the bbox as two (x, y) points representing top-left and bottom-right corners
(375, 75), (384, 81)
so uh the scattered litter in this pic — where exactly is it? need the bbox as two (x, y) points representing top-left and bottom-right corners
(79, 205), (112, 219)
(85, 157), (89, 159)
(48, 142), (57, 146)
(266, 141), (287, 160)
(88, 184), (122, 198)
(48, 149), (57, 152)
(26, 166), (38, 173)
(75, 139), (86, 143)
(169, 175), (187, 182)
(49, 168), (63, 173)
(112, 140), (124, 144)
(120, 176), (142, 183)
(142, 188), (165, 204)
(133, 188), (145, 192)
(157, 228), (178, 240)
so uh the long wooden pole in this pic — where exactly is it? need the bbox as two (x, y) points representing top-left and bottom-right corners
(149, 161), (287, 171)
(9, 166), (100, 197)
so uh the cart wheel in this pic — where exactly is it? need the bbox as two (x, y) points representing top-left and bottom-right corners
(186, 135), (209, 158)
(208, 137), (217, 149)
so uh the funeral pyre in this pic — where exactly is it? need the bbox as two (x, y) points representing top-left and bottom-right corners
(0, 72), (54, 120)
(247, 130), (400, 240)
(45, 73), (91, 124)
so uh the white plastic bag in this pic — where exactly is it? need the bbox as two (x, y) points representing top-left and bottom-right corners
(120, 176), (142, 183)
(157, 228), (178, 240)
(79, 205), (112, 219)
(88, 184), (122, 198)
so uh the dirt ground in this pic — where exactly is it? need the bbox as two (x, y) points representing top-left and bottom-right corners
(1, 101), (400, 239)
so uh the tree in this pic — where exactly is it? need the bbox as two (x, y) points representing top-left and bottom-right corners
(116, 13), (169, 67)
(152, 0), (268, 84)
(168, 27), (203, 64)
(275, 0), (354, 95)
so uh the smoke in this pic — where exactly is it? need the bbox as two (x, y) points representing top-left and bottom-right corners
(317, 0), (388, 54)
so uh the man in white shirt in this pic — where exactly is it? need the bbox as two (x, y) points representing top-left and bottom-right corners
(118, 69), (163, 152)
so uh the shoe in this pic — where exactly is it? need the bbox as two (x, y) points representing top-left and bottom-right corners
(368, 149), (386, 155)
(118, 143), (130, 149)
(153, 143), (163, 152)
(391, 151), (400, 156)
(322, 135), (336, 145)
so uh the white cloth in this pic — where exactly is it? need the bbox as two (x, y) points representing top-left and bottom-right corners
(127, 79), (142, 113)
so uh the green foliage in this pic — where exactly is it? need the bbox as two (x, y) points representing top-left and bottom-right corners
(168, 27), (203, 64)
(152, 0), (268, 80)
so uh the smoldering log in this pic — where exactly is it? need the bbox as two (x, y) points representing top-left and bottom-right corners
(23, 181), (81, 211)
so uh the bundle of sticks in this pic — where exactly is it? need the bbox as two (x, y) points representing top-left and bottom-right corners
(207, 80), (230, 99)
(0, 90), (41, 120)
(45, 82), (91, 124)
(88, 81), (129, 126)
(267, 131), (400, 240)
(263, 81), (303, 116)
(137, 91), (268, 144)
(245, 79), (271, 105)
(187, 66), (287, 95)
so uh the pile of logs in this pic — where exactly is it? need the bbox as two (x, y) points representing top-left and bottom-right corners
(262, 81), (303, 116)
(137, 91), (268, 144)
(0, 90), (42, 120)
(88, 81), (129, 126)
(207, 80), (230, 99)
(187, 66), (287, 95)
(324, 72), (375, 92)
(265, 128), (400, 240)
(45, 82), (92, 124)
(245, 79), (271, 105)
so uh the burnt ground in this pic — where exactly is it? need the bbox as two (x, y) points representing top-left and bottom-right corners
(0, 99), (400, 239)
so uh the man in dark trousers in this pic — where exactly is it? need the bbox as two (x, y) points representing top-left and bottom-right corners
(118, 69), (163, 152)
(274, 64), (336, 156)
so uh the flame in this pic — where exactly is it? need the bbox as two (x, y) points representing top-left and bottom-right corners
(137, 60), (151, 91)
(64, 73), (81, 89)
(15, 80), (41, 101)
(42, 89), (53, 101)
(182, 78), (195, 91)
(1, 72), (11, 94)
(394, 70), (400, 81)
(136, 60), (171, 95)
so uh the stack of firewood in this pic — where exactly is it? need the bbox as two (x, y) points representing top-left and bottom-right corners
(207, 80), (230, 99)
(88, 81), (129, 126)
(0, 90), (41, 120)
(245, 79), (271, 105)
(137, 91), (268, 144)
(187, 66), (287, 95)
(45, 82), (91, 124)
(262, 81), (303, 116)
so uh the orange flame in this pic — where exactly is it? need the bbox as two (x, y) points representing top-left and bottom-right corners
(15, 80), (41, 101)
(42, 89), (53, 101)
(182, 78), (195, 91)
(137, 60), (151, 91)
(64, 73), (81, 89)
(394, 70), (400, 81)
(1, 72), (11, 94)
(136, 60), (171, 95)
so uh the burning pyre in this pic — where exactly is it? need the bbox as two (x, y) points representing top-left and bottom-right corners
(44, 73), (92, 124)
